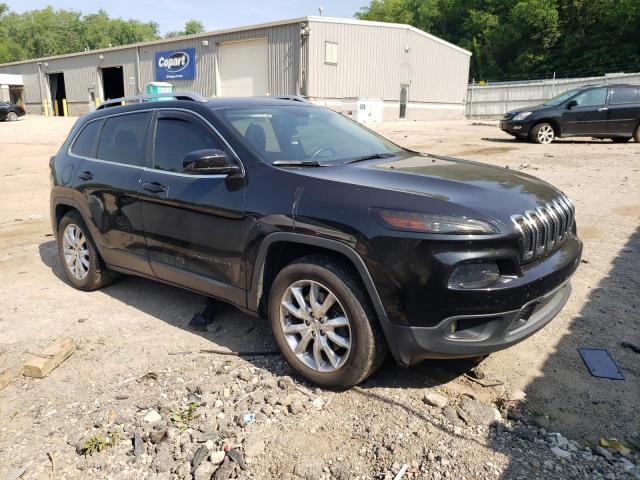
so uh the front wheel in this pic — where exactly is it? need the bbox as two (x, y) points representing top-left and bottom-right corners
(269, 255), (387, 388)
(6, 111), (18, 121)
(530, 123), (555, 144)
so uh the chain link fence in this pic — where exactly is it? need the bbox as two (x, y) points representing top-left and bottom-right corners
(465, 72), (640, 119)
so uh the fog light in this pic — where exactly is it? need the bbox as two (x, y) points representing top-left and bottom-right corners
(448, 263), (500, 289)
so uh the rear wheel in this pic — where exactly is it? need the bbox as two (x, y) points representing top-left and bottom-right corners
(6, 111), (18, 121)
(530, 123), (555, 144)
(269, 255), (387, 388)
(57, 211), (114, 291)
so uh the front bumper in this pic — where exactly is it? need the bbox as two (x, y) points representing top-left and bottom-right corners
(500, 119), (532, 137)
(380, 280), (571, 365)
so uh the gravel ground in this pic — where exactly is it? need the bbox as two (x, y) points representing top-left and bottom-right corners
(0, 115), (638, 480)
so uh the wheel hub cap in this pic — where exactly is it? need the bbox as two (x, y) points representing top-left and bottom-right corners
(279, 279), (352, 373)
(62, 223), (90, 280)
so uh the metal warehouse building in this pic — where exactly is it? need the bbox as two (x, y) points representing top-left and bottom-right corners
(0, 16), (471, 122)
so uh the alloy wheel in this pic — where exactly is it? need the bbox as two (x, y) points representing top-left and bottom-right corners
(7, 112), (17, 121)
(62, 223), (90, 280)
(537, 125), (554, 144)
(279, 279), (352, 372)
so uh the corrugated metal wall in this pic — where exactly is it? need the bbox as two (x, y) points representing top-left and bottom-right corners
(0, 22), (301, 108)
(306, 19), (470, 104)
(466, 72), (640, 118)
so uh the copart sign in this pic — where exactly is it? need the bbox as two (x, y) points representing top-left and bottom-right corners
(155, 48), (196, 80)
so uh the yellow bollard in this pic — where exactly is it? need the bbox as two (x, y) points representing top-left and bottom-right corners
(43, 101), (49, 117)
(95, 98), (100, 108)
(53, 101), (59, 117)
(62, 98), (68, 117)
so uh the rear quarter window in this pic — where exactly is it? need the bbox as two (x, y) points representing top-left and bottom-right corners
(70, 120), (103, 158)
(96, 112), (151, 166)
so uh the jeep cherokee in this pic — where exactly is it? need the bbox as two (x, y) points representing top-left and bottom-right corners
(50, 93), (582, 387)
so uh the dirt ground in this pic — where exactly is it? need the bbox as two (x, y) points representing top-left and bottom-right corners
(0, 115), (638, 480)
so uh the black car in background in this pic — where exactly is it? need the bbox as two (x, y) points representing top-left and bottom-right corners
(50, 93), (582, 387)
(500, 84), (640, 144)
(0, 101), (25, 121)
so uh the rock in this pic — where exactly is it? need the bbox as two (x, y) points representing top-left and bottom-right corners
(551, 446), (572, 459)
(151, 443), (174, 473)
(193, 461), (217, 480)
(294, 457), (325, 479)
(144, 410), (162, 423)
(237, 370), (252, 382)
(212, 457), (236, 480)
(133, 432), (144, 456)
(244, 436), (266, 459)
(227, 448), (247, 470)
(150, 428), (167, 444)
(289, 399), (305, 415)
(442, 405), (462, 426)
(191, 445), (209, 473)
(311, 397), (325, 410)
(458, 397), (501, 425)
(594, 446), (615, 462)
(423, 391), (448, 409)
(210, 450), (226, 465)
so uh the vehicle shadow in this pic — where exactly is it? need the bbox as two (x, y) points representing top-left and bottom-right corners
(38, 240), (469, 389)
(494, 226), (640, 478)
(482, 137), (618, 145)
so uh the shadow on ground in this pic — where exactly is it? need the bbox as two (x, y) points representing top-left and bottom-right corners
(495, 227), (640, 478)
(38, 240), (472, 390)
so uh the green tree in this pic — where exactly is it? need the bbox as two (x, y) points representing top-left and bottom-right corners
(165, 19), (205, 38)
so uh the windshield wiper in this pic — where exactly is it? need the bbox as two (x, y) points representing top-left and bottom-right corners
(346, 153), (397, 164)
(272, 160), (321, 167)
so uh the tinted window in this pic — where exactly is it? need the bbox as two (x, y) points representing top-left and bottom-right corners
(609, 87), (639, 105)
(573, 88), (607, 107)
(153, 114), (226, 172)
(71, 120), (102, 157)
(96, 112), (151, 166)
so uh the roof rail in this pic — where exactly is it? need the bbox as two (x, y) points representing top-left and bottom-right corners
(274, 95), (311, 103)
(97, 91), (207, 110)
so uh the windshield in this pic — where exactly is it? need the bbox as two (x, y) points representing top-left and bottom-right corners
(544, 89), (580, 106)
(219, 105), (404, 164)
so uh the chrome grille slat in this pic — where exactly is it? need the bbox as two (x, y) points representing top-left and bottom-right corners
(511, 196), (575, 263)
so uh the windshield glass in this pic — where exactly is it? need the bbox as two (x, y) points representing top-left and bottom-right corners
(544, 89), (580, 106)
(219, 105), (404, 164)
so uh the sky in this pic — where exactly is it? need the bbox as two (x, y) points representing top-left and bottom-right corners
(5, 0), (369, 34)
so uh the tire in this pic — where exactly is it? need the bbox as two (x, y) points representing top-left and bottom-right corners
(57, 211), (114, 291)
(268, 255), (387, 388)
(633, 124), (640, 143)
(611, 137), (631, 143)
(530, 123), (555, 144)
(6, 111), (18, 121)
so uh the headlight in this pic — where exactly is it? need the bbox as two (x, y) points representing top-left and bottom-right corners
(513, 111), (532, 121)
(373, 209), (499, 234)
(448, 263), (500, 289)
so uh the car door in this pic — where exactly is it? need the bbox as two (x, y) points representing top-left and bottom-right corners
(139, 109), (247, 305)
(607, 86), (640, 136)
(561, 87), (608, 136)
(72, 111), (153, 276)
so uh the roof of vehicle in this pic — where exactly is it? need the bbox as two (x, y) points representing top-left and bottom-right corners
(205, 97), (315, 109)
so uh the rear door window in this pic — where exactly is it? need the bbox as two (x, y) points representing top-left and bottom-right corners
(574, 88), (607, 107)
(96, 112), (151, 166)
(609, 87), (639, 105)
(71, 120), (103, 158)
(153, 111), (228, 173)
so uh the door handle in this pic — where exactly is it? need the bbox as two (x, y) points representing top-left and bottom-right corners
(78, 171), (93, 180)
(142, 182), (167, 193)
(598, 107), (609, 111)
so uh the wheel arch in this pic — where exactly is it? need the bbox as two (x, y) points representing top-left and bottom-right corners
(249, 233), (387, 320)
(531, 118), (561, 137)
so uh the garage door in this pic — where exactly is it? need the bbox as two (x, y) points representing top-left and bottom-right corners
(218, 38), (269, 97)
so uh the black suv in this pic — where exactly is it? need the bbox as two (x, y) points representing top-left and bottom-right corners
(50, 93), (582, 387)
(500, 83), (640, 144)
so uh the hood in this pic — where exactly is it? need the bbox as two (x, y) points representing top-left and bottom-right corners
(506, 104), (553, 116)
(297, 153), (565, 228)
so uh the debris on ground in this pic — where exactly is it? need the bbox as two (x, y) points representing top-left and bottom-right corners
(22, 337), (75, 378)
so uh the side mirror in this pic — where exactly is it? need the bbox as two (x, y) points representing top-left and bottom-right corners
(566, 100), (578, 110)
(183, 149), (240, 175)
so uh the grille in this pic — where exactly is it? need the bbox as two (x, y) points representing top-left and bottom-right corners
(512, 196), (575, 262)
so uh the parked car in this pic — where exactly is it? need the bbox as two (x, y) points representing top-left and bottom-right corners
(500, 83), (640, 144)
(50, 93), (582, 387)
(0, 101), (26, 121)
